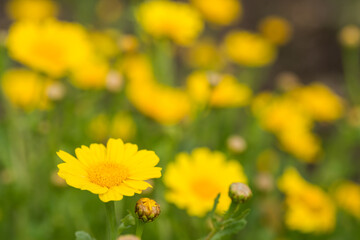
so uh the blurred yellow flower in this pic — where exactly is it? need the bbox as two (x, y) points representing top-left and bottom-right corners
(123, 54), (191, 125)
(259, 16), (292, 46)
(190, 0), (241, 26)
(339, 25), (360, 48)
(6, 0), (58, 22)
(333, 181), (360, 219)
(278, 168), (336, 233)
(70, 57), (109, 90)
(164, 148), (247, 217)
(57, 138), (162, 202)
(185, 39), (222, 70)
(137, 0), (203, 45)
(89, 113), (137, 142)
(186, 71), (252, 108)
(89, 30), (119, 59)
(289, 83), (344, 122)
(7, 19), (92, 77)
(224, 30), (276, 67)
(1, 69), (52, 110)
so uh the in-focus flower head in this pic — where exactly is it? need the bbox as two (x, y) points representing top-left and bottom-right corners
(190, 0), (241, 26)
(7, 19), (93, 77)
(137, 0), (203, 45)
(224, 30), (277, 67)
(57, 138), (162, 202)
(164, 148), (247, 217)
(1, 68), (53, 111)
(278, 167), (336, 233)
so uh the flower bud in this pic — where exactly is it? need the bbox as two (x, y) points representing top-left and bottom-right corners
(339, 25), (360, 48)
(135, 198), (160, 222)
(117, 235), (140, 240)
(227, 135), (247, 153)
(229, 182), (252, 203)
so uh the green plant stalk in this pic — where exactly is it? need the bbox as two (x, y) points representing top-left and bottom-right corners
(105, 201), (118, 240)
(342, 46), (360, 104)
(135, 220), (145, 239)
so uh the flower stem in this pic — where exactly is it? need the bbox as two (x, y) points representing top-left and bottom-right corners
(135, 220), (145, 239)
(105, 201), (118, 240)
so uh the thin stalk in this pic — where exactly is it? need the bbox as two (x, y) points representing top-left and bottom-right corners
(105, 201), (118, 240)
(135, 220), (145, 239)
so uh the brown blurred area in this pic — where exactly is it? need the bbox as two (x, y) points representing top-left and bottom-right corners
(0, 0), (359, 89)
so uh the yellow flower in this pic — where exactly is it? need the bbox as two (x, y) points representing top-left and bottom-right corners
(57, 138), (162, 202)
(333, 181), (360, 219)
(185, 39), (222, 69)
(89, 30), (119, 59)
(6, 0), (58, 21)
(1, 69), (52, 110)
(339, 25), (360, 48)
(224, 30), (276, 67)
(70, 57), (109, 90)
(278, 168), (336, 233)
(190, 0), (241, 26)
(123, 54), (191, 125)
(164, 148), (247, 217)
(289, 83), (344, 122)
(7, 19), (92, 77)
(258, 16), (292, 46)
(137, 0), (203, 45)
(186, 71), (252, 108)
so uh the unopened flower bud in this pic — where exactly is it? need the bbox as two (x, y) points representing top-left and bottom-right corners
(227, 135), (247, 153)
(229, 182), (252, 203)
(135, 198), (160, 222)
(117, 234), (140, 240)
(339, 25), (360, 48)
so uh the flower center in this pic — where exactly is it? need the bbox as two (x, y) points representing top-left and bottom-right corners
(191, 178), (222, 200)
(88, 162), (128, 188)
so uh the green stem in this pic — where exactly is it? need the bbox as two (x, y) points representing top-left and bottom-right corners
(105, 201), (118, 240)
(342, 46), (360, 104)
(135, 220), (145, 239)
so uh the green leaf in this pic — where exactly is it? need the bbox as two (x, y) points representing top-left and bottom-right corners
(75, 231), (95, 240)
(118, 212), (136, 234)
(210, 194), (221, 227)
(211, 219), (247, 240)
(234, 208), (251, 220)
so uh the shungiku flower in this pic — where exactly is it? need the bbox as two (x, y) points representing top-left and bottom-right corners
(57, 138), (162, 202)
(137, 0), (203, 45)
(164, 148), (247, 217)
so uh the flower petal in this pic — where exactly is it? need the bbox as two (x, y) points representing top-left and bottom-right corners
(99, 187), (124, 202)
(128, 167), (162, 180)
(106, 138), (124, 163)
(123, 180), (153, 190)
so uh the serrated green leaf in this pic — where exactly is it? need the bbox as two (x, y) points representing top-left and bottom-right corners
(211, 219), (247, 240)
(210, 193), (221, 216)
(75, 231), (94, 240)
(235, 208), (251, 220)
(118, 212), (136, 234)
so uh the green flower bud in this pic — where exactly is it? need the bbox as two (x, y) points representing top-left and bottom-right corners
(135, 198), (160, 222)
(229, 182), (252, 203)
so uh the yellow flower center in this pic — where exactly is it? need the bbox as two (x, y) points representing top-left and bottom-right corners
(191, 178), (221, 200)
(88, 162), (128, 188)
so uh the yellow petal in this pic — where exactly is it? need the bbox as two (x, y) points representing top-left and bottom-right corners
(106, 138), (124, 163)
(57, 150), (84, 167)
(58, 162), (87, 176)
(124, 180), (153, 190)
(128, 150), (159, 168)
(115, 184), (139, 196)
(128, 167), (162, 180)
(90, 143), (106, 162)
(99, 187), (124, 202)
(58, 171), (108, 194)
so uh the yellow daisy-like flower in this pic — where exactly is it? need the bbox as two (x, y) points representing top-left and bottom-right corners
(6, 0), (58, 22)
(57, 138), (162, 202)
(164, 148), (247, 217)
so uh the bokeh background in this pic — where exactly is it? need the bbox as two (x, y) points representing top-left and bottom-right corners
(0, 0), (360, 240)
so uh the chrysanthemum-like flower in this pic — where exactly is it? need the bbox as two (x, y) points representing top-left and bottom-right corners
(164, 148), (247, 217)
(57, 138), (162, 202)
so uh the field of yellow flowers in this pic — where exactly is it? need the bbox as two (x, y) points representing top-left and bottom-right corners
(0, 0), (360, 239)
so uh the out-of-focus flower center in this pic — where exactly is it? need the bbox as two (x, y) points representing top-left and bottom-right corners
(191, 178), (221, 200)
(88, 162), (128, 188)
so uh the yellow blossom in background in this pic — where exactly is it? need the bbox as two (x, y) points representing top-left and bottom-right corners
(190, 0), (241, 26)
(164, 148), (247, 217)
(70, 58), (109, 90)
(186, 71), (252, 108)
(6, 0), (58, 22)
(137, 0), (203, 45)
(339, 25), (360, 48)
(1, 69), (53, 111)
(333, 181), (360, 219)
(259, 16), (292, 46)
(185, 39), (223, 70)
(289, 83), (344, 122)
(210, 74), (252, 107)
(89, 113), (137, 142)
(7, 19), (93, 77)
(278, 129), (321, 163)
(57, 138), (162, 202)
(89, 30), (119, 59)
(278, 168), (336, 233)
(224, 30), (277, 67)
